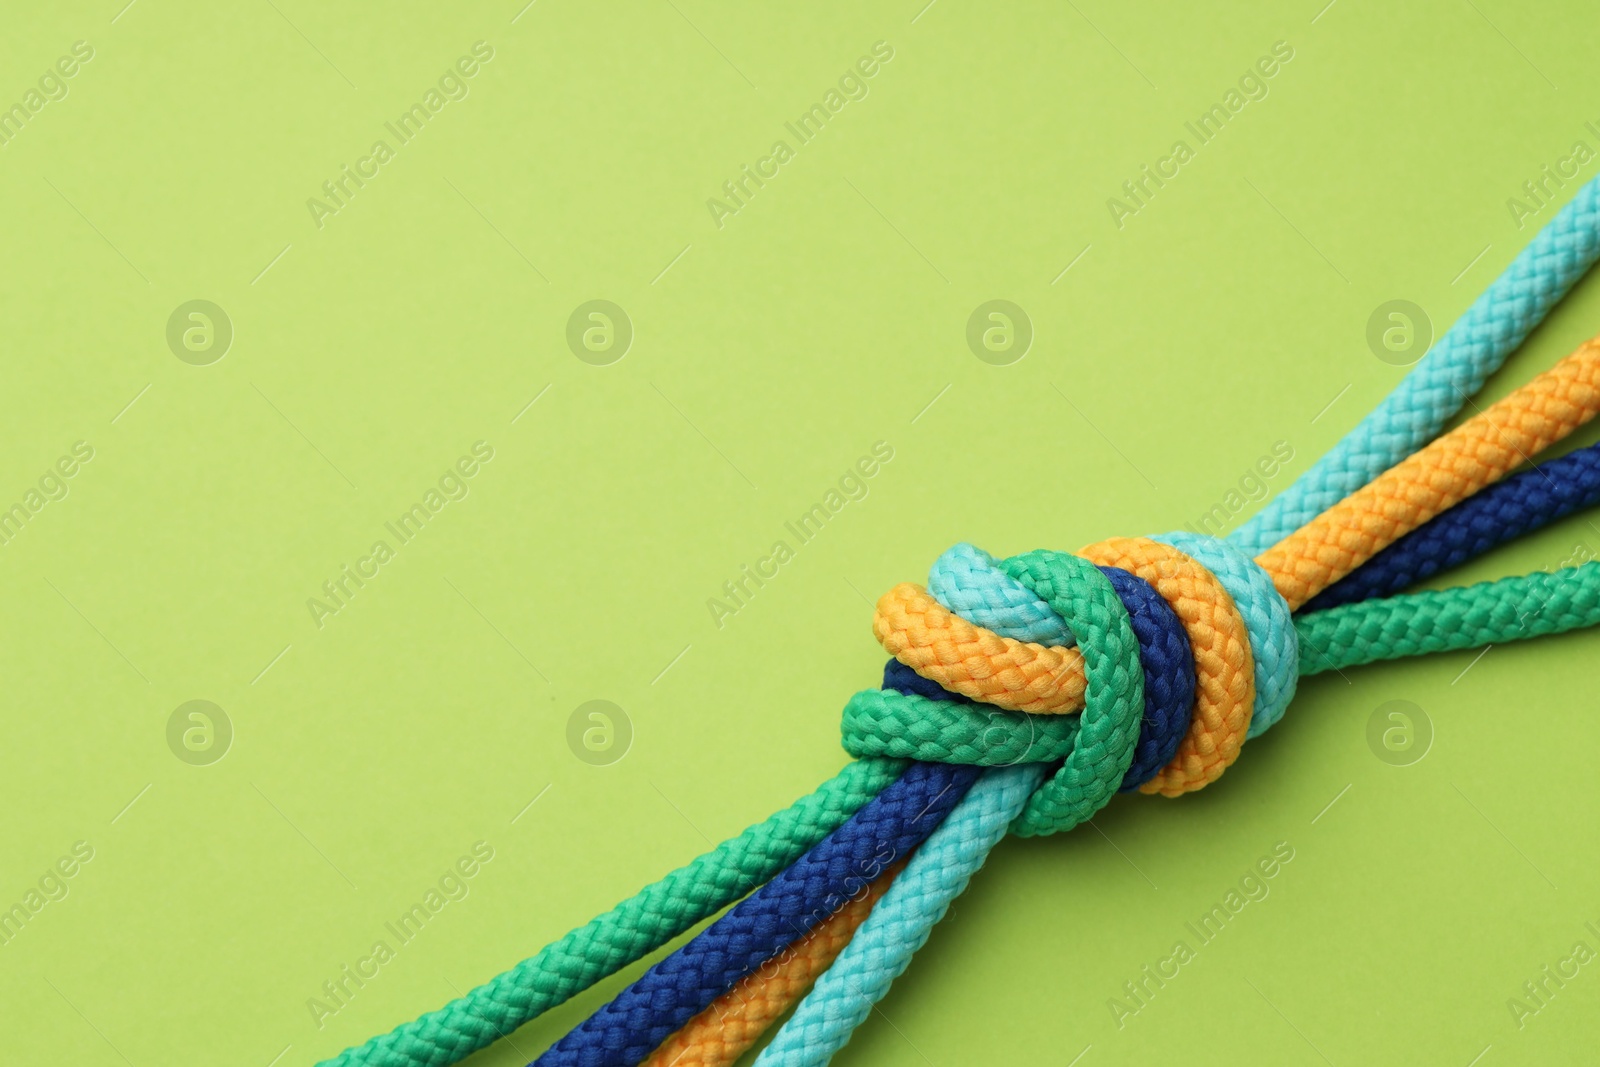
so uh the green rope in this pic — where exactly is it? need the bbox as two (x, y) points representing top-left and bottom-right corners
(315, 757), (904, 1067)
(841, 689), (1080, 766)
(1297, 560), (1600, 674)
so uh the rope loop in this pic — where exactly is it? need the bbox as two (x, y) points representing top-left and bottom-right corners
(1151, 530), (1298, 737)
(857, 533), (1298, 816)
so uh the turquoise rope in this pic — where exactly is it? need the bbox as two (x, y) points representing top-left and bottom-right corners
(927, 542), (1074, 646)
(1230, 174), (1600, 555)
(1152, 531), (1298, 737)
(751, 764), (1045, 1067)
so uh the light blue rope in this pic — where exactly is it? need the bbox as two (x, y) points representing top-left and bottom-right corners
(1152, 531), (1297, 737)
(1230, 174), (1600, 555)
(927, 542), (1073, 645)
(751, 764), (1045, 1067)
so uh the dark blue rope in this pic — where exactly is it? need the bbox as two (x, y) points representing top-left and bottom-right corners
(1306, 440), (1600, 611)
(1096, 566), (1196, 789)
(528, 760), (978, 1067)
(881, 659), (972, 703)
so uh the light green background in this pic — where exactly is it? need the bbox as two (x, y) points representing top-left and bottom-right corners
(3, 1), (1599, 1064)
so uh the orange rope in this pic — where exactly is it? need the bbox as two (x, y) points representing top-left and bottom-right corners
(873, 582), (1085, 714)
(1259, 337), (1600, 608)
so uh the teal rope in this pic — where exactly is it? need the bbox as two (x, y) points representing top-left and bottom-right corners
(751, 764), (1045, 1067)
(1231, 174), (1600, 555)
(1153, 531), (1298, 736)
(927, 542), (1074, 645)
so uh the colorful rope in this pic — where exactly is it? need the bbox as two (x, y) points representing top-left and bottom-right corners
(1306, 439), (1600, 610)
(871, 336), (1600, 713)
(529, 761), (978, 1067)
(1151, 530), (1297, 737)
(639, 660), (958, 1067)
(1077, 536), (1256, 796)
(646, 442), (1600, 1065)
(688, 337), (1600, 1062)
(750, 764), (1046, 1067)
(736, 550), (1600, 1062)
(640, 861), (906, 1067)
(1232, 171), (1600, 555)
(1257, 338), (1600, 608)
(878, 560), (1195, 791)
(319, 175), (1600, 1067)
(1094, 565), (1197, 789)
(844, 563), (1600, 777)
(314, 758), (904, 1067)
(945, 550), (1146, 837)
(737, 557), (1600, 1063)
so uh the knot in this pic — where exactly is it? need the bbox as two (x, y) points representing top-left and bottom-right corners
(846, 534), (1299, 832)
(1151, 531), (1298, 736)
(878, 557), (1194, 792)
(859, 549), (1144, 837)
(1079, 536), (1254, 793)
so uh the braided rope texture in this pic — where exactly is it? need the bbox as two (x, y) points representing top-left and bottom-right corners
(849, 564), (1600, 780)
(925, 539), (1289, 746)
(1307, 440), (1600, 610)
(640, 863), (904, 1067)
(989, 551), (1143, 836)
(875, 538), (1255, 795)
(873, 541), (1250, 727)
(753, 561), (1196, 1058)
(650, 267), (1600, 1067)
(315, 759), (903, 1067)
(843, 688), (1078, 765)
(530, 761), (978, 1067)
(753, 765), (1046, 1067)
(633, 657), (1048, 1067)
(1232, 173), (1600, 555)
(871, 337), (1600, 750)
(1152, 530), (1298, 737)
(746, 566), (1600, 1064)
(1259, 338), (1600, 609)
(1298, 560), (1600, 673)
(851, 567), (1194, 791)
(763, 560), (1600, 1064)
(584, 545), (1600, 1062)
(873, 582), (1089, 713)
(1094, 565), (1197, 787)
(927, 542), (1077, 646)
(1077, 537), (1254, 795)
(711, 446), (1600, 1065)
